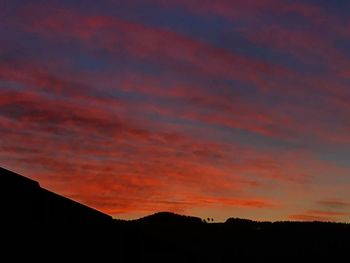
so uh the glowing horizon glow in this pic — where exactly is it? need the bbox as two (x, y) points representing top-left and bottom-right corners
(1, 0), (350, 222)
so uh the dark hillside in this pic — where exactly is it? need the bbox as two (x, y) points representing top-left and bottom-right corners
(1, 167), (349, 261)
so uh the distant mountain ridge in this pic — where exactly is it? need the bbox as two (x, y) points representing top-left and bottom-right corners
(135, 211), (203, 224)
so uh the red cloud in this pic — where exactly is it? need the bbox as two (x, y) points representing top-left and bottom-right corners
(13, 7), (350, 145)
(117, 72), (350, 144)
(1, 81), (349, 219)
(2, 2), (350, 220)
(3, 98), (346, 217)
(0, 58), (300, 142)
(0, 83), (326, 217)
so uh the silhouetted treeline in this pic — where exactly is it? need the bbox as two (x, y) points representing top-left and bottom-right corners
(115, 213), (349, 262)
(1, 167), (349, 262)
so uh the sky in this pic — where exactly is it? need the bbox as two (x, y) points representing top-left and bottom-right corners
(1, 0), (350, 222)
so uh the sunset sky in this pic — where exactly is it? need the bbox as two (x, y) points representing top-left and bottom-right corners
(1, 0), (350, 222)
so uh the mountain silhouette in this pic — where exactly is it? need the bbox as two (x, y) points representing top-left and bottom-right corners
(1, 167), (349, 261)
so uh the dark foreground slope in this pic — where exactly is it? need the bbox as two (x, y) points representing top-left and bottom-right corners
(1, 167), (349, 261)
(1, 167), (111, 225)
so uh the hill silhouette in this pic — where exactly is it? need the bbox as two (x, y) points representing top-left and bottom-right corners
(1, 167), (349, 261)
(135, 211), (203, 225)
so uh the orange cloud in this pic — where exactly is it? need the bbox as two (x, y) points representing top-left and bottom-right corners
(289, 208), (349, 222)
(288, 214), (332, 222)
(306, 210), (349, 217)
